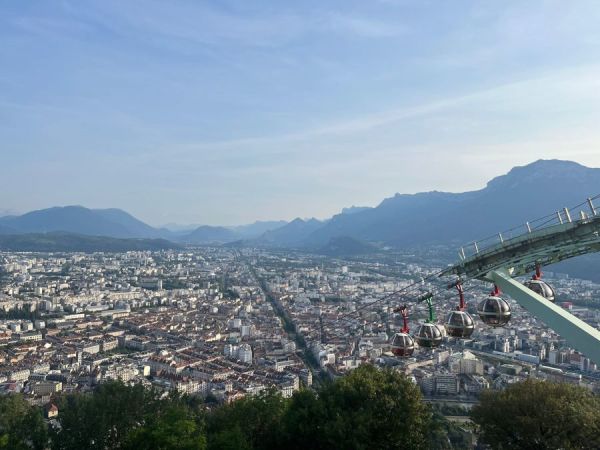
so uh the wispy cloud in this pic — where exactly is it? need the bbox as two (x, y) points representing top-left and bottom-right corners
(47, 0), (408, 50)
(325, 12), (407, 38)
(2, 1), (600, 224)
(11, 16), (95, 36)
(150, 63), (600, 158)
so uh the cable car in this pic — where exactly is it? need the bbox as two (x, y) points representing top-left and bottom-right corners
(446, 309), (475, 338)
(391, 305), (415, 357)
(477, 286), (511, 327)
(391, 333), (415, 356)
(415, 322), (443, 347)
(414, 293), (443, 348)
(524, 265), (555, 302)
(445, 281), (475, 338)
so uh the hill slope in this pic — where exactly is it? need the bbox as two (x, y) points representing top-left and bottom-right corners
(0, 206), (135, 237)
(0, 232), (180, 252)
(229, 220), (288, 238)
(258, 218), (325, 247)
(180, 226), (239, 244)
(0, 206), (284, 243)
(0, 206), (166, 238)
(318, 236), (379, 257)
(93, 208), (167, 238)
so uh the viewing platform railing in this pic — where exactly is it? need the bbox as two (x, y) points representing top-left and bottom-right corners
(457, 195), (599, 262)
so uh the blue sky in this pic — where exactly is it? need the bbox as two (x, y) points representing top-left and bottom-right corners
(2, 1), (600, 225)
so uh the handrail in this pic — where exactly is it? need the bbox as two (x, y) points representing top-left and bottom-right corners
(457, 195), (599, 261)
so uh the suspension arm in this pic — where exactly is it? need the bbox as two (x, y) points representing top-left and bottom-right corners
(490, 270), (600, 366)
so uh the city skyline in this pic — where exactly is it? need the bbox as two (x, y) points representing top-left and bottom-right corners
(2, 1), (600, 225)
(3, 3), (600, 448)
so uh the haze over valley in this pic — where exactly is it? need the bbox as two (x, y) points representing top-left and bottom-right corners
(3, 2), (600, 449)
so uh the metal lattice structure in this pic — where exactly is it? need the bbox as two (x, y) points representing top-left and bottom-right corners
(441, 197), (600, 365)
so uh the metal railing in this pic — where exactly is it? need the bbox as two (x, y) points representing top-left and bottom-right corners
(458, 195), (599, 261)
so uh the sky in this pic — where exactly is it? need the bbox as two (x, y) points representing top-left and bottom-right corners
(2, 1), (600, 226)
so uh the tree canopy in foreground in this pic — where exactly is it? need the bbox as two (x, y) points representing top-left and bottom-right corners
(21, 365), (600, 449)
(471, 379), (600, 449)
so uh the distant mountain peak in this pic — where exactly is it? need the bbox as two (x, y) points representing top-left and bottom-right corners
(289, 217), (321, 225)
(525, 158), (585, 168)
(486, 159), (596, 191)
(49, 205), (86, 211)
(296, 158), (599, 250)
(0, 205), (162, 239)
(504, 159), (588, 176)
(341, 206), (371, 215)
(257, 217), (324, 246)
(181, 225), (238, 243)
(93, 207), (132, 214)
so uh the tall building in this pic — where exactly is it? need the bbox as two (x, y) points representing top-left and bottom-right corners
(238, 344), (253, 364)
(435, 374), (459, 395)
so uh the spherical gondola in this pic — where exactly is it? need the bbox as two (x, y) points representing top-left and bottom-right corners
(524, 279), (556, 302)
(414, 293), (443, 348)
(390, 305), (415, 357)
(477, 291), (511, 327)
(415, 322), (443, 347)
(445, 281), (475, 338)
(391, 332), (415, 356)
(524, 266), (555, 302)
(446, 309), (475, 338)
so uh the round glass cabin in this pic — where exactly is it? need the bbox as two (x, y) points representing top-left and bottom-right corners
(415, 323), (443, 348)
(477, 295), (511, 327)
(391, 332), (415, 357)
(445, 310), (475, 338)
(524, 279), (556, 302)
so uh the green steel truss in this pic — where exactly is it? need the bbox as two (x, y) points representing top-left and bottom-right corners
(441, 199), (600, 365)
(442, 215), (600, 282)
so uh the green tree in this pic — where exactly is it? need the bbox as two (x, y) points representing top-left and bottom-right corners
(124, 404), (206, 450)
(428, 410), (471, 450)
(0, 366), (466, 450)
(51, 381), (162, 450)
(283, 365), (432, 450)
(471, 379), (600, 449)
(204, 366), (441, 450)
(0, 394), (47, 450)
(280, 389), (324, 449)
(209, 425), (252, 450)
(206, 390), (288, 450)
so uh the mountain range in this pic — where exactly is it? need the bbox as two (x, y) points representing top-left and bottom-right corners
(250, 160), (599, 250)
(0, 208), (287, 244)
(0, 159), (599, 278)
(0, 207), (162, 239)
(0, 232), (179, 253)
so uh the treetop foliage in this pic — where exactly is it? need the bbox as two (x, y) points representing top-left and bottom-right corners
(10, 365), (599, 450)
(471, 378), (600, 450)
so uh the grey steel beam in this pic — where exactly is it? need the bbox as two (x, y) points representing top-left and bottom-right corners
(441, 215), (600, 281)
(490, 269), (600, 366)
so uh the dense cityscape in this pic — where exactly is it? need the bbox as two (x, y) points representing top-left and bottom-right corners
(4, 2), (600, 448)
(2, 246), (599, 421)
